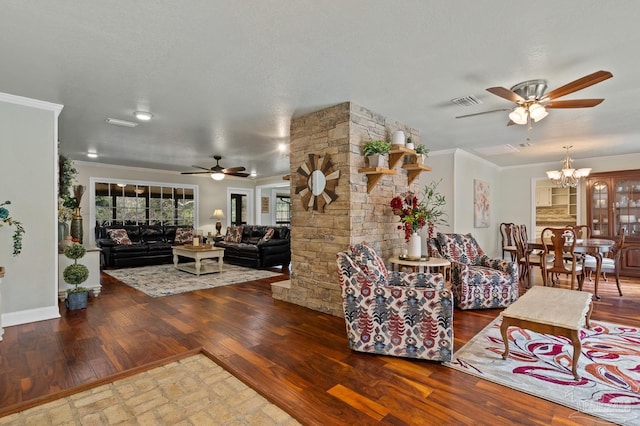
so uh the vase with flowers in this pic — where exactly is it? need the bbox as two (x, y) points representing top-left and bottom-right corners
(390, 179), (447, 259)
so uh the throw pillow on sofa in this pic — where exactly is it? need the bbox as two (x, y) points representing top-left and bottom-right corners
(225, 226), (243, 242)
(107, 228), (132, 245)
(174, 228), (193, 244)
(260, 227), (275, 243)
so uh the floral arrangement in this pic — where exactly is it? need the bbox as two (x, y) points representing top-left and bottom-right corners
(390, 180), (448, 241)
(0, 200), (25, 256)
(58, 153), (79, 221)
(390, 191), (427, 241)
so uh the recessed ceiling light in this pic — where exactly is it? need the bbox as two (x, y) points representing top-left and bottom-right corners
(87, 151), (98, 158)
(105, 118), (138, 127)
(134, 111), (153, 121)
(249, 171), (257, 178)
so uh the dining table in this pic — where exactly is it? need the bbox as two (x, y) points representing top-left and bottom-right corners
(527, 238), (615, 300)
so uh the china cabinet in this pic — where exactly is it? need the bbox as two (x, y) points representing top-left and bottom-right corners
(586, 170), (640, 277)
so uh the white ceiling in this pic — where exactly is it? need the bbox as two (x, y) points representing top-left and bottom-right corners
(2, 1), (640, 178)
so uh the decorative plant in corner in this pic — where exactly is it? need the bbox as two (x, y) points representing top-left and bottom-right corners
(421, 179), (448, 240)
(362, 140), (391, 168)
(0, 200), (25, 257)
(63, 243), (90, 310)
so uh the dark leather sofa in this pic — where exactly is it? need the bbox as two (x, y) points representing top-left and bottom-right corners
(95, 225), (192, 268)
(214, 225), (291, 269)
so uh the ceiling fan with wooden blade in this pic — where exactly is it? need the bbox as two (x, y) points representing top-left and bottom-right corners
(457, 70), (613, 126)
(181, 155), (250, 179)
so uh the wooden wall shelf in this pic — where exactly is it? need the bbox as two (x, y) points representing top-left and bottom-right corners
(359, 146), (431, 192)
(358, 167), (397, 193)
(388, 146), (414, 169)
(402, 163), (432, 185)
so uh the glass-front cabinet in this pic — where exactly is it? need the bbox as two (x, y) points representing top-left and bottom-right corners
(587, 170), (640, 277)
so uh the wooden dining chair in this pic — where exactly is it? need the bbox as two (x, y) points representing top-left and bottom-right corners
(571, 224), (591, 240)
(541, 227), (585, 290)
(584, 232), (625, 296)
(513, 224), (544, 287)
(500, 222), (517, 261)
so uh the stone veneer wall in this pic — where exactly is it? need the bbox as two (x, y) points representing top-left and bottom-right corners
(272, 102), (420, 316)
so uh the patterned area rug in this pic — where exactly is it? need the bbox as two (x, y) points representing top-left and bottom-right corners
(104, 262), (283, 297)
(446, 317), (640, 425)
(0, 352), (299, 425)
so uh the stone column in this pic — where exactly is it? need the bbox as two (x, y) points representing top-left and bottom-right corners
(272, 102), (420, 316)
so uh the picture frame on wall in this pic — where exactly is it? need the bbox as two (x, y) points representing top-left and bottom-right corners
(474, 179), (490, 228)
(261, 197), (270, 214)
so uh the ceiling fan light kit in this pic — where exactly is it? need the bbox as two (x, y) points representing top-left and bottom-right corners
(458, 71), (612, 127)
(546, 145), (592, 188)
(211, 172), (225, 180)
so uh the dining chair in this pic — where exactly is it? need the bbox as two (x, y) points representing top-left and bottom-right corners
(500, 222), (517, 261)
(513, 224), (545, 287)
(571, 224), (591, 240)
(541, 227), (585, 290)
(583, 232), (625, 296)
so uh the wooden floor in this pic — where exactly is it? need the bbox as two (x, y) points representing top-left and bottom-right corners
(0, 266), (638, 425)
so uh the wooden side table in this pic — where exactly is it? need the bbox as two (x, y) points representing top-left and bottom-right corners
(388, 256), (451, 284)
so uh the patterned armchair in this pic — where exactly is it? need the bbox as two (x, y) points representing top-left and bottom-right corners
(336, 242), (454, 362)
(431, 233), (518, 310)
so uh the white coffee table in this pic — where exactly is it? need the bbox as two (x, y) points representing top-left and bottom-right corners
(500, 286), (593, 380)
(172, 245), (225, 276)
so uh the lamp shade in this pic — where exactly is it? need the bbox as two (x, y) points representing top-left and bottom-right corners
(529, 103), (548, 122)
(508, 107), (528, 125)
(211, 172), (225, 181)
(211, 209), (225, 219)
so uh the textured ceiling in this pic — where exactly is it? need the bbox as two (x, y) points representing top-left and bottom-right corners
(2, 1), (639, 178)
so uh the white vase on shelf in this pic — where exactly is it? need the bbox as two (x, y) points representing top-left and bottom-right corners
(392, 130), (405, 146)
(408, 232), (421, 260)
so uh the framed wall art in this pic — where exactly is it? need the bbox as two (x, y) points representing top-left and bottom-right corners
(474, 179), (490, 228)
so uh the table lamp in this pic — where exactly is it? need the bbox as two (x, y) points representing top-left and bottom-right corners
(211, 209), (225, 237)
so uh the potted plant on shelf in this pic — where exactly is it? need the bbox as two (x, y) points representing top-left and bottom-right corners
(406, 136), (415, 150)
(63, 243), (90, 310)
(362, 140), (391, 168)
(415, 144), (429, 165)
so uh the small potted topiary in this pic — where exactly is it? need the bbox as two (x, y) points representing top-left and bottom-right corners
(63, 243), (90, 310)
(362, 140), (391, 168)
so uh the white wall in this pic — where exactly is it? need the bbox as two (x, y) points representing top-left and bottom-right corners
(0, 93), (62, 328)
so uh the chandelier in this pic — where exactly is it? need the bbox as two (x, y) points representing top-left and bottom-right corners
(545, 146), (591, 188)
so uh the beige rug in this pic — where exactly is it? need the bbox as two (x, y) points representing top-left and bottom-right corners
(0, 351), (299, 425)
(103, 262), (283, 297)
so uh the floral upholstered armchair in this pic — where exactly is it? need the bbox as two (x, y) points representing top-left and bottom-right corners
(430, 233), (518, 310)
(336, 242), (454, 362)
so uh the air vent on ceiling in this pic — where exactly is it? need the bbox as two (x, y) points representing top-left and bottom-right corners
(450, 95), (482, 108)
(474, 144), (519, 156)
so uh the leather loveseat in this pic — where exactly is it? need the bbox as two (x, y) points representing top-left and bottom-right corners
(95, 225), (193, 268)
(214, 225), (290, 269)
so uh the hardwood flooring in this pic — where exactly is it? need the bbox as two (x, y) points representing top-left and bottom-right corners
(0, 267), (638, 425)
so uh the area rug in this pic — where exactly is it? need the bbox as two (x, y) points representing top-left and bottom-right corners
(0, 350), (299, 425)
(446, 317), (640, 425)
(104, 262), (283, 297)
